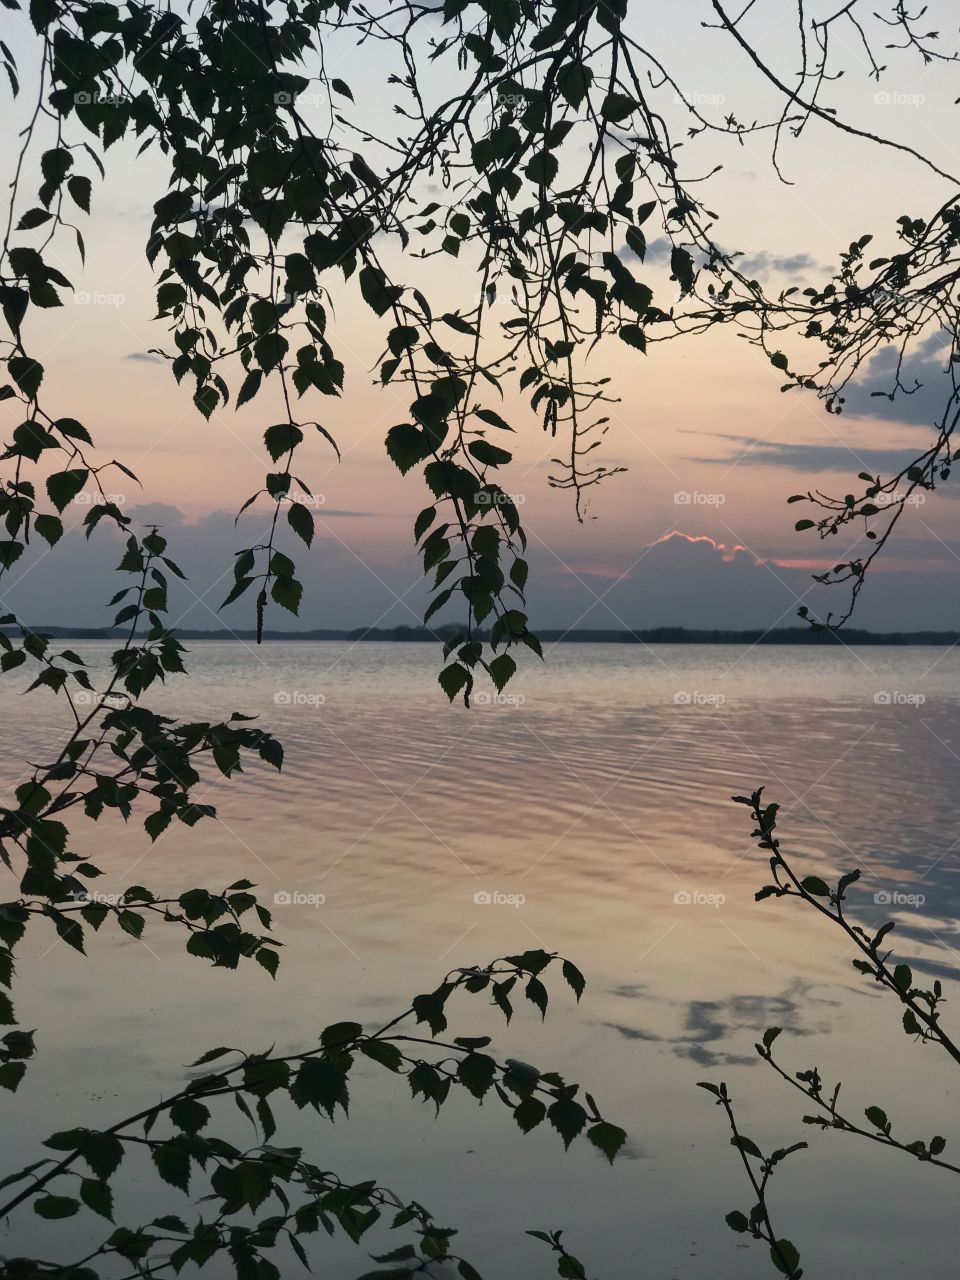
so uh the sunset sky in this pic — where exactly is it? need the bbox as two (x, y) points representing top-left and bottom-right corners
(4, 1), (960, 634)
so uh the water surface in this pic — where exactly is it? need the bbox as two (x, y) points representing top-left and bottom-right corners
(2, 641), (959, 1277)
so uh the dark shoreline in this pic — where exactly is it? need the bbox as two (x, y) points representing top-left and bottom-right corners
(3, 624), (959, 646)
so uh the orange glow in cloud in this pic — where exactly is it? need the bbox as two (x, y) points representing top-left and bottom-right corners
(652, 530), (760, 563)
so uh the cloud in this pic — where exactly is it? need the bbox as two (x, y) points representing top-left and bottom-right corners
(691, 433), (920, 474)
(124, 352), (163, 363)
(4, 507), (960, 633)
(523, 526), (960, 632)
(0, 505), (429, 633)
(844, 330), (960, 428)
(625, 239), (825, 278)
(734, 250), (821, 276)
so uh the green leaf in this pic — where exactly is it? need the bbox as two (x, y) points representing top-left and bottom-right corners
(291, 1059), (349, 1117)
(194, 385), (219, 419)
(903, 1009), (922, 1036)
(474, 408), (513, 431)
(457, 1052), (497, 1098)
(442, 312), (478, 336)
(320, 1021), (362, 1049)
(79, 1178), (114, 1221)
(601, 92), (636, 121)
(388, 324), (419, 355)
(731, 1135), (762, 1159)
(618, 324), (646, 352)
(865, 1105), (889, 1131)
(287, 502), (314, 547)
(468, 439), (512, 467)
(255, 332), (288, 372)
(414, 506), (436, 541)
(361, 1040), (404, 1072)
(725, 1210), (749, 1233)
(33, 514), (63, 546)
(670, 246), (695, 293)
(557, 62), (592, 108)
(272, 576), (303, 615)
(513, 1096), (546, 1133)
(412, 992), (448, 1036)
(359, 265), (402, 316)
(525, 151), (558, 186)
(264, 423), (304, 462)
(0, 542), (23, 569)
(34, 1195), (80, 1219)
(386, 423), (435, 475)
(67, 175), (92, 213)
(438, 663), (469, 702)
(9, 356), (44, 399)
(548, 1097), (587, 1149)
(191, 1046), (236, 1065)
(488, 653), (516, 692)
(18, 208), (53, 230)
(169, 1097), (210, 1135)
(587, 1121), (626, 1163)
(236, 369), (262, 406)
(800, 876), (830, 897)
(151, 1141), (191, 1191)
(80, 1131), (124, 1179)
(46, 468), (88, 511)
(770, 1240), (800, 1277)
(0, 1062), (26, 1092)
(117, 910), (144, 939)
(561, 959), (586, 1001)
(526, 975), (548, 1018)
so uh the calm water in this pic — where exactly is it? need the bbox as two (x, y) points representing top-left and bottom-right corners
(3, 641), (960, 1277)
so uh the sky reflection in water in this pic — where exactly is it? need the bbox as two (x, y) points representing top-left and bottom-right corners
(2, 642), (959, 1278)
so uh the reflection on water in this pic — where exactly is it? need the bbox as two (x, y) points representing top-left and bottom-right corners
(2, 642), (960, 1277)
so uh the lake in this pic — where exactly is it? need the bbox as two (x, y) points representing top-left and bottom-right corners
(3, 640), (959, 1277)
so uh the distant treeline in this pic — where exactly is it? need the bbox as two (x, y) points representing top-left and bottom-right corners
(619, 626), (960, 645)
(3, 623), (960, 645)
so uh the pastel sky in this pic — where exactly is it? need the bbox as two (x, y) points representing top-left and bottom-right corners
(4, 1), (960, 633)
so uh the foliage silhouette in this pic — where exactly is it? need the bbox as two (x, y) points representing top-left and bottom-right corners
(704, 788), (960, 1278)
